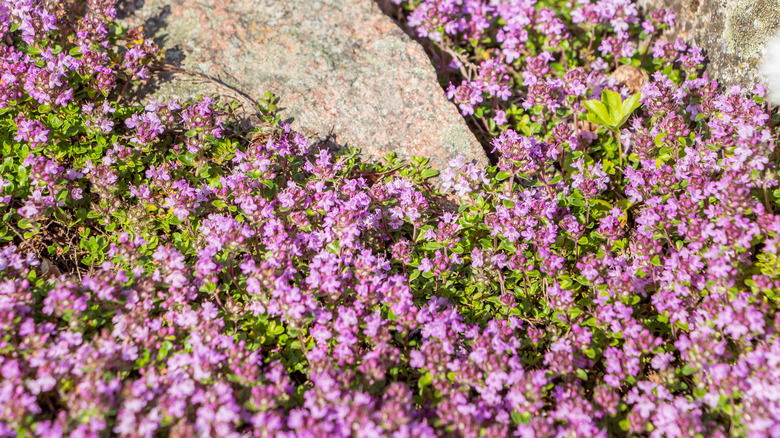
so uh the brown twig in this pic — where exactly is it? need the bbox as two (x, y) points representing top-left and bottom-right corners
(155, 64), (261, 109)
(7, 224), (37, 254)
(433, 42), (478, 81)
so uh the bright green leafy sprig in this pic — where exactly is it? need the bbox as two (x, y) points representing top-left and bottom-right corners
(584, 90), (642, 166)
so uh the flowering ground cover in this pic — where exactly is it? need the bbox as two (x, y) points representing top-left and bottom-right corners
(1, 0), (779, 437)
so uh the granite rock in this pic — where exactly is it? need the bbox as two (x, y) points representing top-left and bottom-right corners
(119, 0), (488, 172)
(609, 65), (649, 94)
(638, 0), (779, 88)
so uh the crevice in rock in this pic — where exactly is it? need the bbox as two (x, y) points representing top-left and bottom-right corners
(374, 0), (498, 166)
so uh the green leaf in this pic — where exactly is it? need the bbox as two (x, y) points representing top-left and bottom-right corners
(135, 348), (151, 369)
(583, 99), (611, 126)
(421, 168), (439, 179)
(617, 92), (642, 127)
(586, 91), (642, 130)
(568, 192), (585, 207)
(496, 171), (512, 181)
(64, 125), (80, 137)
(157, 341), (173, 360)
(511, 410), (531, 425)
(603, 89), (622, 116)
(418, 371), (433, 391)
(179, 153), (196, 166)
(56, 189), (68, 203)
(623, 92), (642, 113)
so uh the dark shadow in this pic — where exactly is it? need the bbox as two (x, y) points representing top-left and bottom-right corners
(119, 3), (184, 105)
(118, 2), (270, 130)
(116, 0), (146, 20)
(120, 3), (174, 53)
(374, 0), (423, 42)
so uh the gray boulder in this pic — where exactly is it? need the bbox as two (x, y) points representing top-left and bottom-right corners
(119, 0), (488, 172)
(638, 0), (779, 88)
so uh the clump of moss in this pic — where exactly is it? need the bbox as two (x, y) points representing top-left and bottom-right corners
(725, 0), (780, 59)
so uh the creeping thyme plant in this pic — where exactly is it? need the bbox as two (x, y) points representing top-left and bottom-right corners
(1, 0), (779, 436)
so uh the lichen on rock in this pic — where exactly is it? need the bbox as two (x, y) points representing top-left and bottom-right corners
(724, 0), (780, 59)
(638, 0), (780, 88)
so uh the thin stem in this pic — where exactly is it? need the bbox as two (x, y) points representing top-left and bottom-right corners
(763, 173), (774, 214)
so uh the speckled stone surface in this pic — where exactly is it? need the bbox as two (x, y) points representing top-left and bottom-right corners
(638, 0), (780, 88)
(119, 0), (487, 171)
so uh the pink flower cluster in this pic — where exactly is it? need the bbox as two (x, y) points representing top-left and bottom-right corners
(1, 0), (779, 437)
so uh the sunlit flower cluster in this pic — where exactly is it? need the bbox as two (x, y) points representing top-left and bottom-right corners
(0, 0), (779, 437)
